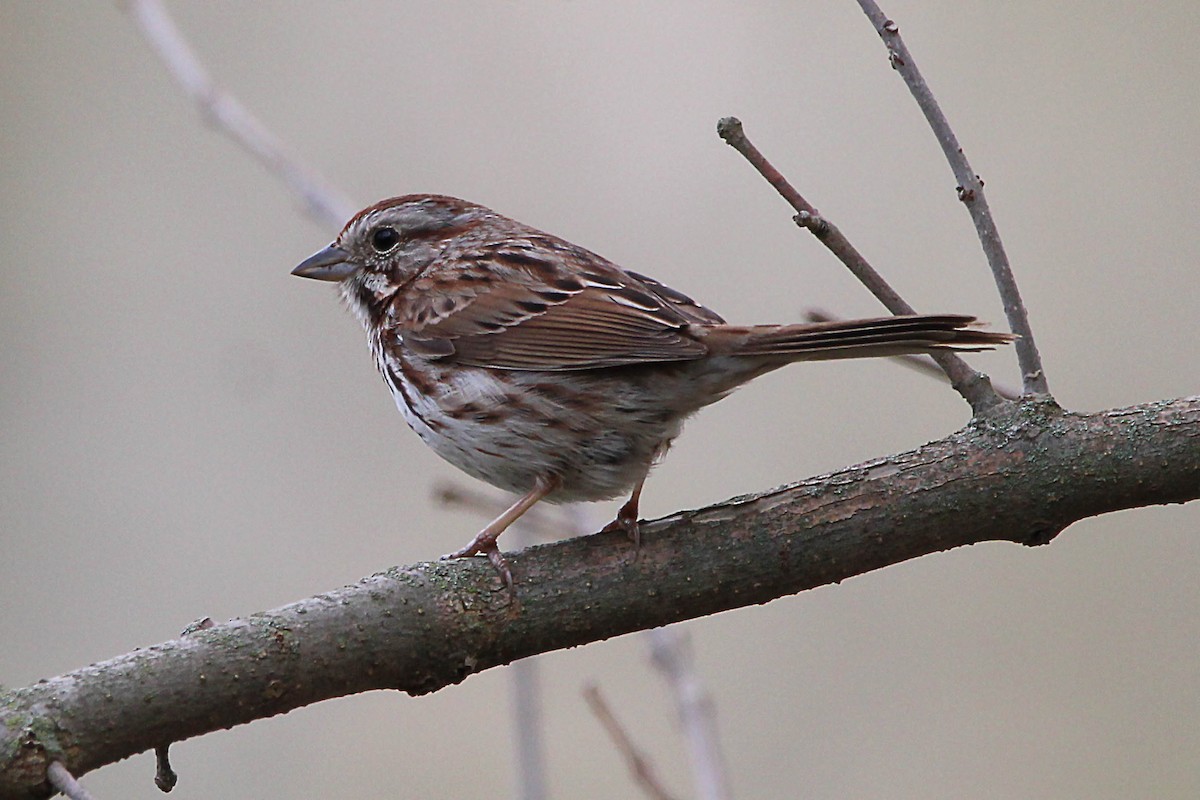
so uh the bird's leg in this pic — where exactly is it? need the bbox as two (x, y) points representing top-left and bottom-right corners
(602, 477), (645, 547)
(442, 476), (560, 588)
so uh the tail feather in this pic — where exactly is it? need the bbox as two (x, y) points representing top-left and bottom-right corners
(721, 314), (1014, 360)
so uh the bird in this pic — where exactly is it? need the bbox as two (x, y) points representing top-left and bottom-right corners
(292, 194), (1013, 586)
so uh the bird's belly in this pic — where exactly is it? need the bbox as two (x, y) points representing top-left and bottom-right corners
(382, 356), (683, 503)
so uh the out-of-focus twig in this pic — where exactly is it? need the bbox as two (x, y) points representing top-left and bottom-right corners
(508, 523), (548, 800)
(805, 309), (1018, 401)
(646, 628), (732, 800)
(717, 116), (1004, 414)
(47, 762), (99, 800)
(854, 1), (1048, 397)
(583, 684), (681, 800)
(510, 655), (547, 800)
(122, 0), (357, 230)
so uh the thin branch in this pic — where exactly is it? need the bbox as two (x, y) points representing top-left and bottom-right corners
(152, 746), (176, 793)
(717, 116), (1004, 414)
(46, 762), (98, 800)
(583, 684), (681, 800)
(716, 118), (909, 312)
(854, 1), (1048, 396)
(805, 309), (1019, 400)
(121, 0), (356, 230)
(4, 396), (1197, 797)
(646, 628), (732, 800)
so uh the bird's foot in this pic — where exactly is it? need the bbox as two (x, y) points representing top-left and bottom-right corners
(602, 504), (642, 549)
(442, 536), (513, 590)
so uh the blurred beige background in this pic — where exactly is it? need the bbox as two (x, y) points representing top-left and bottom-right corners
(3, 2), (1198, 798)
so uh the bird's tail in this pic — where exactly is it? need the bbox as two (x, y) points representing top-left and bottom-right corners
(714, 314), (1014, 361)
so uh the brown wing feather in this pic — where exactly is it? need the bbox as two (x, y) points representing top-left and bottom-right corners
(393, 239), (713, 371)
(624, 270), (726, 326)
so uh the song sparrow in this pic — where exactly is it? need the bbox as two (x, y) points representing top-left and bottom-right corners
(293, 194), (1012, 586)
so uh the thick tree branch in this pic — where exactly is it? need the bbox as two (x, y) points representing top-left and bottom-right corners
(2, 396), (1197, 798)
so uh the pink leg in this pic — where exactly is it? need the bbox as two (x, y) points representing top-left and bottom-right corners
(442, 476), (560, 588)
(601, 477), (645, 547)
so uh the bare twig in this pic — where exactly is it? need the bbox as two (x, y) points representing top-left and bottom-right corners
(805, 309), (1019, 400)
(717, 116), (1004, 413)
(122, 0), (356, 230)
(854, 1), (1048, 396)
(583, 684), (681, 800)
(47, 762), (99, 800)
(647, 628), (732, 800)
(153, 746), (177, 792)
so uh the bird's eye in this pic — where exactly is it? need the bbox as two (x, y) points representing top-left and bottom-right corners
(370, 226), (401, 253)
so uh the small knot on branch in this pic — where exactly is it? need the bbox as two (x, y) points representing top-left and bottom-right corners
(957, 175), (985, 203)
(793, 210), (831, 239)
(180, 617), (214, 636)
(1021, 525), (1064, 547)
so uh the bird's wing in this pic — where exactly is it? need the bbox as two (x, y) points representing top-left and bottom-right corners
(392, 237), (720, 370)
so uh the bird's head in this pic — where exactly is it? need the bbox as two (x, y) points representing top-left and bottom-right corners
(292, 194), (489, 326)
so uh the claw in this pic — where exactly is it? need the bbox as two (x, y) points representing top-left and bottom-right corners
(439, 537), (514, 590)
(602, 479), (645, 548)
(601, 513), (641, 546)
(485, 546), (514, 591)
(440, 477), (557, 589)
(441, 534), (514, 589)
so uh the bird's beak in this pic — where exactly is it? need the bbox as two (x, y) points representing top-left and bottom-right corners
(291, 245), (356, 281)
